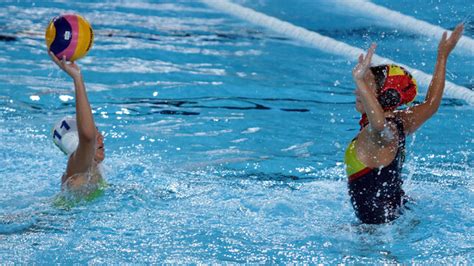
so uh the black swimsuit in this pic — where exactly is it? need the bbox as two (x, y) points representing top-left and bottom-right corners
(346, 117), (407, 224)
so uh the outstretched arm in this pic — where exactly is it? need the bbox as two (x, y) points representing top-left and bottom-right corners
(49, 52), (97, 177)
(353, 44), (388, 133)
(401, 23), (464, 134)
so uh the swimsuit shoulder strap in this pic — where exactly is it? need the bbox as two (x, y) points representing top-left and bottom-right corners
(386, 116), (406, 154)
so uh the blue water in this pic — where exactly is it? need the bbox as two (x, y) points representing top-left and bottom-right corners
(0, 0), (473, 263)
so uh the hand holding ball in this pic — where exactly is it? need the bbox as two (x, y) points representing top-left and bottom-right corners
(45, 14), (93, 61)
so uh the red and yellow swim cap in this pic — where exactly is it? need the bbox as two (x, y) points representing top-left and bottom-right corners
(370, 64), (418, 109)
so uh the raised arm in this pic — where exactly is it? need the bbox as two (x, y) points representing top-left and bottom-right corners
(353, 44), (390, 134)
(401, 23), (464, 134)
(49, 52), (97, 176)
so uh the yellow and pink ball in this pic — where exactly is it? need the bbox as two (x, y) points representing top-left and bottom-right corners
(45, 14), (94, 61)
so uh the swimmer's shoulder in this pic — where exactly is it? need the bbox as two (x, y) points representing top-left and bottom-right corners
(61, 165), (104, 191)
(356, 114), (400, 151)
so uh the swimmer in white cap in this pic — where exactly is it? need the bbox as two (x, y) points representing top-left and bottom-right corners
(49, 52), (105, 196)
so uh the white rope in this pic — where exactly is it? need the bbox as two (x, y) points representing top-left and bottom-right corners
(201, 0), (474, 105)
(334, 0), (474, 56)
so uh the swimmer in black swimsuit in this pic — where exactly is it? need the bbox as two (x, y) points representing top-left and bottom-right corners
(344, 24), (464, 224)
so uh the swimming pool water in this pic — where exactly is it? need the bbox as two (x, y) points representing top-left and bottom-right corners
(0, 0), (473, 263)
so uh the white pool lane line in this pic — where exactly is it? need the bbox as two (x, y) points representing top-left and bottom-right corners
(334, 0), (474, 56)
(201, 0), (474, 105)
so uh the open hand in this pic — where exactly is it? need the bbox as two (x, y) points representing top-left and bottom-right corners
(353, 43), (376, 81)
(48, 51), (82, 80)
(438, 23), (464, 58)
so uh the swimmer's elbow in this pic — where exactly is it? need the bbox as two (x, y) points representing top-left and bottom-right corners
(427, 102), (440, 117)
(418, 100), (440, 120)
(422, 90), (443, 115)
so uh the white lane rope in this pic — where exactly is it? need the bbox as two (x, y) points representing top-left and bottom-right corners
(334, 0), (474, 56)
(201, 0), (474, 105)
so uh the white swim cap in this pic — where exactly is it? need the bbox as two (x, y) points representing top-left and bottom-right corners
(52, 116), (79, 155)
